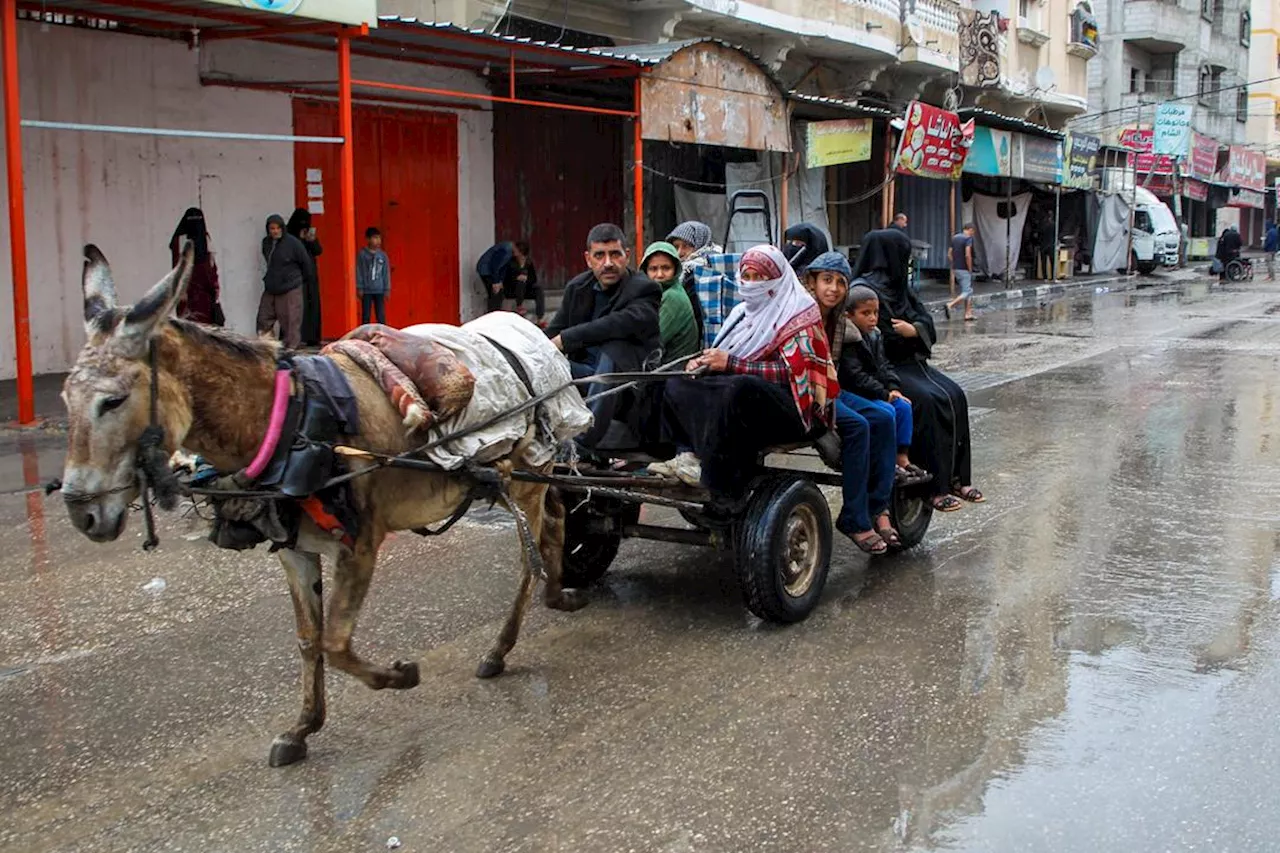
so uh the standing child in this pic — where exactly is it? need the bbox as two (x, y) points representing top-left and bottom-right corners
(357, 227), (391, 325)
(842, 284), (927, 481)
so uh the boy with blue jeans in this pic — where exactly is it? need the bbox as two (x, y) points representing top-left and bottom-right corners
(842, 284), (926, 480)
(357, 226), (390, 325)
(945, 223), (976, 321)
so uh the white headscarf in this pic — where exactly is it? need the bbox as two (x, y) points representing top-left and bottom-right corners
(713, 244), (819, 360)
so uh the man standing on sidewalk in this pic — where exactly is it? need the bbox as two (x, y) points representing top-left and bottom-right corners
(1264, 220), (1278, 281)
(945, 223), (977, 322)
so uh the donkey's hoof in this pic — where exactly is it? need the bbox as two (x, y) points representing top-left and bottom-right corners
(390, 660), (420, 689)
(268, 735), (308, 767)
(547, 588), (589, 613)
(475, 656), (505, 679)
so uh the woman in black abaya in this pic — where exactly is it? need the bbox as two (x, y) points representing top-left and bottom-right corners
(851, 228), (984, 512)
(287, 208), (323, 346)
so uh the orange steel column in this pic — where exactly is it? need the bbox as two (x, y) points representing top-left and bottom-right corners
(633, 76), (643, 251)
(337, 29), (358, 333)
(3, 0), (33, 424)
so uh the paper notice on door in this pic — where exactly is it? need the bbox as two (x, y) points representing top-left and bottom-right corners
(307, 200), (325, 215)
(306, 168), (322, 183)
(307, 183), (324, 199)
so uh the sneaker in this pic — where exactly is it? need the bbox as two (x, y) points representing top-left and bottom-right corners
(646, 457), (678, 477)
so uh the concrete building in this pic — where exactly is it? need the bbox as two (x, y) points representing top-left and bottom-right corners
(1083, 0), (1251, 145)
(1246, 0), (1280, 176)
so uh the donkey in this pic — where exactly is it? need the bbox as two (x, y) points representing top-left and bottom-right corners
(60, 243), (584, 766)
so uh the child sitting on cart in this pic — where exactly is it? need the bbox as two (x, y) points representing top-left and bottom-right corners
(803, 252), (900, 553)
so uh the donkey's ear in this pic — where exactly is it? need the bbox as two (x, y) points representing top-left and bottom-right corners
(82, 244), (117, 328)
(116, 241), (194, 353)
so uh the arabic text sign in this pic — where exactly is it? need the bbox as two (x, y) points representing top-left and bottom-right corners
(206, 0), (377, 25)
(805, 119), (874, 168)
(963, 126), (1013, 176)
(1064, 132), (1100, 189)
(1187, 133), (1218, 181)
(894, 101), (972, 180)
(1020, 136), (1064, 183)
(1221, 145), (1265, 191)
(1153, 103), (1193, 156)
(1119, 128), (1175, 175)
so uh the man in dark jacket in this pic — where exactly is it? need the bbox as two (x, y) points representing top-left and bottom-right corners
(256, 213), (315, 348)
(546, 222), (660, 447)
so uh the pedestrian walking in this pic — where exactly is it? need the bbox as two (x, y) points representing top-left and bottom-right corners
(287, 208), (324, 346)
(357, 226), (391, 325)
(1265, 220), (1278, 281)
(168, 207), (223, 326)
(945, 224), (977, 321)
(256, 213), (314, 349)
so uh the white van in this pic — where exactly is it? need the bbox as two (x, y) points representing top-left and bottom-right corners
(1129, 186), (1180, 273)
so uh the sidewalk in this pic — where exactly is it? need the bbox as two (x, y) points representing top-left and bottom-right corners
(915, 266), (1196, 314)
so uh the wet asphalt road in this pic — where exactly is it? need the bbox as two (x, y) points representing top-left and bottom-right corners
(3, 274), (1280, 852)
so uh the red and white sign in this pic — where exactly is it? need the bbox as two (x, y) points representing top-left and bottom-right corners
(1229, 188), (1265, 208)
(1220, 146), (1265, 191)
(1183, 179), (1209, 202)
(1119, 128), (1175, 175)
(1187, 133), (1218, 181)
(893, 101), (974, 181)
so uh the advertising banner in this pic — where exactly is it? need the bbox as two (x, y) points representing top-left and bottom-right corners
(805, 119), (874, 168)
(1187, 133), (1219, 181)
(207, 0), (377, 25)
(963, 126), (1014, 176)
(893, 101), (973, 180)
(1220, 145), (1265, 191)
(1118, 127), (1175, 175)
(1020, 136), (1064, 183)
(1063, 132), (1100, 189)
(1153, 103), (1193, 156)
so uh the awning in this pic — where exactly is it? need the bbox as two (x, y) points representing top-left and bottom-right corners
(957, 107), (1063, 140)
(608, 39), (791, 152)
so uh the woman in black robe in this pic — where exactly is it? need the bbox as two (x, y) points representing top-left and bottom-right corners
(287, 208), (324, 346)
(851, 228), (984, 512)
(782, 222), (830, 275)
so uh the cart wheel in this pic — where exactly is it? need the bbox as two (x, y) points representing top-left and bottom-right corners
(561, 496), (640, 588)
(888, 485), (932, 551)
(734, 476), (832, 624)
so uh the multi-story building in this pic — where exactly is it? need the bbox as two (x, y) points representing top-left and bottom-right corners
(1246, 0), (1280, 182)
(1084, 0), (1251, 146)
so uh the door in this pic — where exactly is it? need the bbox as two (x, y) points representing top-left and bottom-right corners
(293, 100), (460, 339)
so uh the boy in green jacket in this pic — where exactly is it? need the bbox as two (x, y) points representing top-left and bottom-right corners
(641, 241), (700, 362)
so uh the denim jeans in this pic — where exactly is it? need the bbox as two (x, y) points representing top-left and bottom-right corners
(570, 352), (617, 448)
(889, 396), (914, 450)
(833, 398), (871, 533)
(837, 392), (897, 531)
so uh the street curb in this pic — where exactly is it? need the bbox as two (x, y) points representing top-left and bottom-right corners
(920, 271), (1161, 314)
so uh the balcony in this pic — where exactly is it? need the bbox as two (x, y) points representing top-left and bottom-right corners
(900, 0), (961, 72)
(1113, 0), (1192, 53)
(676, 0), (902, 60)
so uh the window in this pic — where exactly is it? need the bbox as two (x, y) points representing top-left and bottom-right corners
(1199, 65), (1213, 103)
(1241, 11), (1252, 47)
(1147, 53), (1176, 97)
(1130, 67), (1142, 93)
(1200, 0), (1212, 22)
(1134, 210), (1153, 233)
(1238, 87), (1249, 122)
(1211, 0), (1225, 34)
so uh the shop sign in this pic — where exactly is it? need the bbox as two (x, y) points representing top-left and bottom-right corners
(963, 126), (1014, 176)
(1186, 133), (1219, 181)
(1183, 178), (1209, 202)
(208, 0), (377, 25)
(893, 101), (973, 180)
(1019, 136), (1064, 183)
(805, 119), (874, 168)
(1118, 128), (1175, 175)
(1153, 103), (1193, 156)
(1229, 188), (1265, 208)
(1219, 145), (1265, 191)
(1063, 132), (1100, 189)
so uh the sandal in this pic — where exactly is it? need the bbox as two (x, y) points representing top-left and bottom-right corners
(845, 530), (888, 555)
(952, 485), (986, 503)
(874, 521), (902, 549)
(930, 495), (964, 512)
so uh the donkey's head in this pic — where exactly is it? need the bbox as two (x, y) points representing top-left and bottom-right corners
(61, 243), (193, 542)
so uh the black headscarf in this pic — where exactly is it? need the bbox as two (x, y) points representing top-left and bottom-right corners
(851, 228), (933, 336)
(782, 222), (830, 273)
(286, 208), (312, 239)
(169, 207), (209, 264)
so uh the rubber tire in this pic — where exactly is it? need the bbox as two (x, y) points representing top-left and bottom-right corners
(1136, 260), (1158, 275)
(734, 476), (833, 624)
(1226, 260), (1247, 282)
(888, 485), (933, 551)
(561, 497), (640, 588)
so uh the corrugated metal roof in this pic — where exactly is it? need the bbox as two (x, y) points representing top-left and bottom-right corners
(788, 92), (895, 119)
(957, 107), (1063, 140)
(593, 38), (788, 93)
(374, 17), (645, 70)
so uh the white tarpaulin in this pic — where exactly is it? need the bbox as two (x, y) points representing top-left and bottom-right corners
(972, 191), (1031, 278)
(1092, 193), (1131, 273)
(401, 312), (591, 470)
